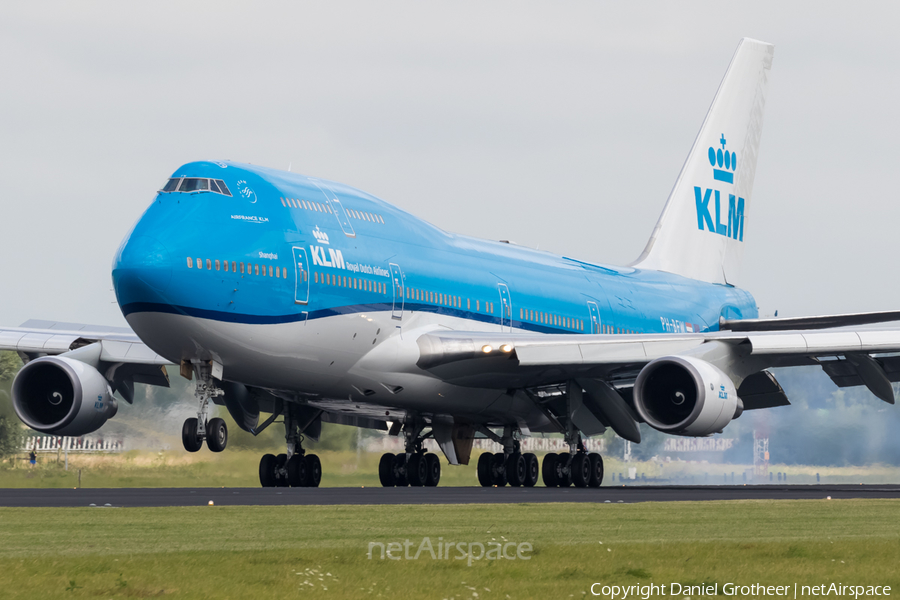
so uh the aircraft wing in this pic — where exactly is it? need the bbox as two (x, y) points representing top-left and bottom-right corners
(0, 320), (172, 401)
(415, 323), (900, 406)
(0, 320), (171, 365)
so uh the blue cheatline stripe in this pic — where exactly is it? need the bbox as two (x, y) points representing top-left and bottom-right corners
(121, 301), (576, 331)
(713, 169), (734, 183)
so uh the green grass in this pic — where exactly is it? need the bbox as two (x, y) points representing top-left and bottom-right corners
(0, 500), (897, 599)
(4, 449), (898, 488)
(0, 450), (483, 488)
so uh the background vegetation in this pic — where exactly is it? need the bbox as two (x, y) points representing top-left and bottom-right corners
(3, 350), (900, 473)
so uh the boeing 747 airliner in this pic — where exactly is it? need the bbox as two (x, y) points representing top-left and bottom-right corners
(5, 38), (900, 488)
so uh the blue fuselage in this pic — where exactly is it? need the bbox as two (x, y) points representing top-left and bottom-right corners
(111, 161), (757, 407)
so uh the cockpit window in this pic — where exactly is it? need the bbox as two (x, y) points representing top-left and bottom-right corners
(160, 177), (232, 196)
(180, 178), (209, 192)
(214, 179), (231, 196)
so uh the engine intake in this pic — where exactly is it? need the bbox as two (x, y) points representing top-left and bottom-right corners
(12, 356), (117, 436)
(633, 355), (741, 437)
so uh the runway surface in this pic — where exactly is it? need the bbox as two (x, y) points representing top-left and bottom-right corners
(0, 484), (897, 508)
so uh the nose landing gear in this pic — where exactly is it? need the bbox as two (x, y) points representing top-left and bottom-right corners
(181, 364), (228, 453)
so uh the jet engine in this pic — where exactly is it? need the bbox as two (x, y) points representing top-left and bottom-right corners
(12, 356), (117, 436)
(633, 355), (742, 436)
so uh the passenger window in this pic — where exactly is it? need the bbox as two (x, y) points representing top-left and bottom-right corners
(224, 261), (229, 272)
(476, 300), (480, 311)
(187, 257), (193, 268)
(467, 298), (471, 310)
(215, 260), (220, 271)
(254, 264), (259, 275)
(232, 261), (236, 272)
(206, 259), (211, 270)
(269, 266), (273, 277)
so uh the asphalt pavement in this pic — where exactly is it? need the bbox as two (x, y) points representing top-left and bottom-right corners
(0, 484), (897, 508)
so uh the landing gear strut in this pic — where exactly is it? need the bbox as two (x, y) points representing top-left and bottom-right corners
(181, 363), (227, 453)
(259, 403), (322, 488)
(378, 420), (442, 487)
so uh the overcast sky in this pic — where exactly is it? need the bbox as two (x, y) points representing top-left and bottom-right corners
(1, 2), (899, 328)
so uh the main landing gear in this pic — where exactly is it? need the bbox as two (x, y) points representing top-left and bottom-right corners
(541, 442), (604, 488)
(474, 421), (604, 488)
(476, 451), (540, 487)
(378, 421), (442, 487)
(475, 426), (540, 488)
(181, 364), (228, 453)
(259, 402), (322, 487)
(259, 452), (322, 488)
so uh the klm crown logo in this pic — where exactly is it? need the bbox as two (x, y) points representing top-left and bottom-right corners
(694, 132), (744, 242)
(708, 134), (737, 184)
(312, 227), (330, 245)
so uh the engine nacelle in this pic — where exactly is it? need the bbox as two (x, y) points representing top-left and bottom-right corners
(12, 356), (117, 436)
(633, 355), (741, 437)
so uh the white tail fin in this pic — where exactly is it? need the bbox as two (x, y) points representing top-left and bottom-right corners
(633, 38), (774, 286)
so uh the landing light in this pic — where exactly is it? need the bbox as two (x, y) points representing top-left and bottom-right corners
(481, 345), (492, 354)
(500, 344), (513, 353)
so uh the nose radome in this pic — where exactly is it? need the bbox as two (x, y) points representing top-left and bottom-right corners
(112, 234), (173, 303)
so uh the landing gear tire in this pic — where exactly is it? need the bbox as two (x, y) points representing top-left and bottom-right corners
(259, 453), (277, 487)
(476, 453), (493, 487)
(557, 452), (573, 487)
(588, 453), (604, 488)
(206, 417), (227, 452)
(523, 453), (539, 487)
(542, 453), (559, 487)
(287, 455), (308, 487)
(490, 452), (508, 487)
(378, 453), (395, 487)
(274, 454), (290, 487)
(506, 452), (526, 487)
(305, 454), (322, 487)
(424, 453), (441, 487)
(392, 454), (408, 487)
(181, 418), (202, 452)
(571, 453), (591, 488)
(407, 453), (427, 487)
